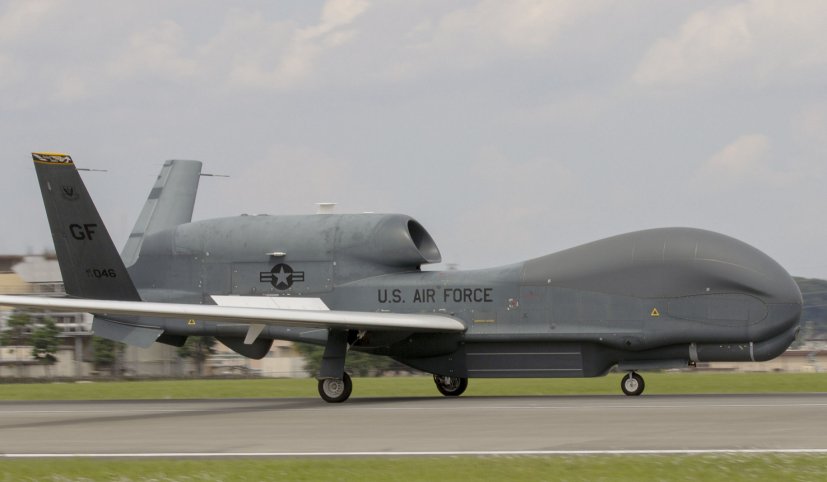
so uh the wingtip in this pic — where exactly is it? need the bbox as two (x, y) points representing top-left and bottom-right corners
(32, 152), (73, 165)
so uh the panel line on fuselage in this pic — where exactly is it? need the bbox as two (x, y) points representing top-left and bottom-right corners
(467, 368), (584, 372)
(467, 352), (581, 356)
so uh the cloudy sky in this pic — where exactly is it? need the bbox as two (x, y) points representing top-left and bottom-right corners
(1, 0), (825, 278)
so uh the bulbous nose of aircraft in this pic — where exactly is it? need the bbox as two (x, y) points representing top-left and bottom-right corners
(685, 228), (803, 343)
(743, 254), (802, 360)
(759, 267), (802, 330)
(688, 233), (802, 361)
(523, 227), (802, 353)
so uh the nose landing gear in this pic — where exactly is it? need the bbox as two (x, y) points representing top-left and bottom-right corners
(434, 375), (468, 397)
(621, 371), (645, 396)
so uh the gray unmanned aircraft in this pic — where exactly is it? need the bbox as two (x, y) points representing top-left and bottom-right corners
(0, 153), (803, 402)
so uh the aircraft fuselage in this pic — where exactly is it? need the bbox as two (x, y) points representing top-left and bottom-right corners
(127, 214), (802, 379)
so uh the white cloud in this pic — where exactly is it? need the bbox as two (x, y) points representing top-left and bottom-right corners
(195, 9), (291, 87)
(314, 0), (370, 36)
(695, 134), (796, 188)
(0, 1), (606, 100)
(107, 20), (199, 80)
(633, 0), (827, 88)
(389, 0), (605, 76)
(435, 0), (597, 51)
(0, 0), (66, 103)
(19, 0), (370, 98)
(704, 134), (770, 176)
(272, 0), (368, 85)
(0, 0), (65, 44)
(209, 0), (370, 89)
(0, 0), (377, 114)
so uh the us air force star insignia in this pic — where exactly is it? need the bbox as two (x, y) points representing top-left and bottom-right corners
(260, 263), (305, 290)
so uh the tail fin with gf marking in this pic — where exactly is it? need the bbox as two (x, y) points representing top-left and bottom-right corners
(32, 152), (141, 301)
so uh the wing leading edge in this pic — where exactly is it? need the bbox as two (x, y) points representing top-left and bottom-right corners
(0, 295), (466, 333)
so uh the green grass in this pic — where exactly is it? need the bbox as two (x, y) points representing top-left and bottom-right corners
(1, 454), (826, 481)
(0, 372), (826, 401)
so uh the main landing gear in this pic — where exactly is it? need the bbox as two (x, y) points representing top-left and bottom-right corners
(317, 329), (353, 403)
(621, 371), (645, 396)
(318, 373), (353, 403)
(434, 375), (468, 397)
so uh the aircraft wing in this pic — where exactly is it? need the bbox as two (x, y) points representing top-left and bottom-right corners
(0, 295), (466, 333)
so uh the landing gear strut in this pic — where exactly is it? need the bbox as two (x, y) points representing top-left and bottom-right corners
(434, 375), (468, 397)
(318, 373), (353, 403)
(317, 329), (352, 403)
(621, 371), (645, 396)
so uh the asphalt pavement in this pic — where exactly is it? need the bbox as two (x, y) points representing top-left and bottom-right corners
(2, 394), (826, 456)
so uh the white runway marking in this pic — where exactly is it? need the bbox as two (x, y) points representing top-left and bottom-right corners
(4, 449), (827, 458)
(2, 401), (827, 415)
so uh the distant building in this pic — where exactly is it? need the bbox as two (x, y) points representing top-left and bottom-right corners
(209, 340), (308, 378)
(0, 254), (94, 377)
(705, 349), (827, 373)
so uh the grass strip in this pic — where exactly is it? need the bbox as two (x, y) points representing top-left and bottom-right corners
(1, 454), (827, 481)
(0, 372), (826, 401)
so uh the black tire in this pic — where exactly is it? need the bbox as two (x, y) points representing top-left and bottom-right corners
(621, 372), (645, 396)
(433, 375), (468, 397)
(318, 373), (353, 403)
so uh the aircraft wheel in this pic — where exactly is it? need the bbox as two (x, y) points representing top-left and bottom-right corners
(621, 372), (645, 396)
(318, 373), (353, 403)
(434, 375), (468, 397)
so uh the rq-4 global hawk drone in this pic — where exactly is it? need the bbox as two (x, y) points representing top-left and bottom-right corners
(0, 153), (803, 402)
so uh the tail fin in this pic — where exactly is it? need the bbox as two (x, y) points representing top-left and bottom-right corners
(32, 152), (141, 301)
(121, 160), (202, 267)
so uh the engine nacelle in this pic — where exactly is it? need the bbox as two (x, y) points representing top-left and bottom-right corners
(136, 213), (442, 290)
(341, 216), (441, 267)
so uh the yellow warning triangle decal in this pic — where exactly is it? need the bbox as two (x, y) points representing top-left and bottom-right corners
(650, 308), (660, 317)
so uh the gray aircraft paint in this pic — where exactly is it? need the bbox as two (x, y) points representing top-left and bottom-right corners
(128, 212), (801, 374)
(121, 160), (203, 267)
(8, 153), (804, 401)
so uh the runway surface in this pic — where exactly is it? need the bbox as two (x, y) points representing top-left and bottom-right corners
(2, 394), (827, 457)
